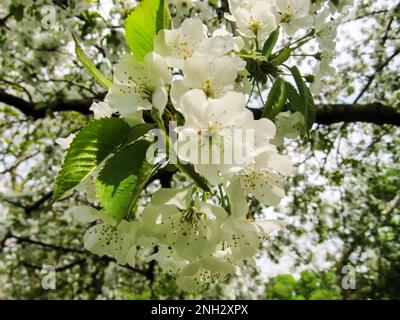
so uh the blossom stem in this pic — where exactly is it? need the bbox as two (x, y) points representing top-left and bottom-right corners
(257, 82), (265, 105)
(246, 78), (256, 107)
(218, 184), (226, 208)
(274, 30), (314, 56)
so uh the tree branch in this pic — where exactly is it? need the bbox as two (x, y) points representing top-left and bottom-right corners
(7, 232), (149, 276)
(20, 259), (85, 272)
(1, 89), (400, 126)
(1, 191), (54, 215)
(0, 89), (104, 118)
(250, 102), (400, 126)
(314, 103), (400, 126)
(353, 48), (400, 104)
(10, 233), (85, 254)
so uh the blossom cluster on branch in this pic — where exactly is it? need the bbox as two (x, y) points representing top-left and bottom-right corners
(54, 0), (352, 290)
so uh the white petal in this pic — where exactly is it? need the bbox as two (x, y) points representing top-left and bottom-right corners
(182, 56), (211, 89)
(225, 176), (248, 218)
(255, 150), (295, 176)
(179, 89), (208, 124)
(242, 170), (285, 206)
(89, 101), (116, 119)
(69, 205), (99, 224)
(106, 84), (152, 115)
(194, 163), (221, 186)
(152, 86), (168, 114)
(152, 188), (192, 209)
(256, 219), (284, 235)
(141, 204), (180, 236)
(206, 91), (247, 124)
(114, 53), (150, 87)
(171, 79), (189, 112)
(55, 133), (75, 150)
(199, 35), (235, 56)
(123, 111), (144, 126)
(84, 223), (129, 263)
(144, 52), (171, 86)
(176, 275), (196, 291)
(201, 257), (235, 274)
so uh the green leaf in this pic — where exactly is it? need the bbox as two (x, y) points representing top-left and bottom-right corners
(237, 53), (267, 61)
(10, 4), (24, 21)
(125, 123), (156, 145)
(262, 28), (280, 59)
(72, 33), (112, 89)
(96, 140), (154, 221)
(125, 0), (171, 61)
(262, 78), (287, 119)
(156, 0), (172, 31)
(331, 0), (340, 7)
(178, 162), (211, 192)
(290, 66), (316, 132)
(285, 81), (303, 113)
(271, 47), (292, 66)
(53, 119), (131, 200)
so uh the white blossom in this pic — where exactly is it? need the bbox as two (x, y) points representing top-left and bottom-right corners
(140, 188), (227, 261)
(153, 18), (208, 69)
(273, 111), (305, 145)
(243, 148), (294, 205)
(310, 51), (336, 94)
(175, 89), (258, 185)
(71, 206), (138, 267)
(176, 256), (235, 290)
(227, 0), (278, 43)
(272, 0), (314, 35)
(315, 8), (338, 51)
(177, 55), (245, 99)
(106, 52), (171, 116)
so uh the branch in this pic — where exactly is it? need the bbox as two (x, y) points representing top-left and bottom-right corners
(1, 89), (400, 126)
(250, 102), (400, 126)
(0, 13), (12, 28)
(314, 103), (400, 126)
(24, 191), (54, 214)
(8, 233), (149, 276)
(0, 88), (104, 118)
(20, 259), (85, 272)
(10, 233), (85, 254)
(1, 191), (54, 215)
(353, 48), (400, 104)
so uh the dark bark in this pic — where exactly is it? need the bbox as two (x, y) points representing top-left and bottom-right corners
(1, 89), (400, 126)
(250, 102), (400, 126)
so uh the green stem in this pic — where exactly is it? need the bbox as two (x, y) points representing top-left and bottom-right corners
(246, 78), (256, 106)
(274, 30), (314, 56)
(218, 184), (226, 208)
(257, 82), (265, 105)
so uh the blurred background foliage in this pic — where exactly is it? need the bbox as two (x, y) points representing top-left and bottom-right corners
(0, 0), (399, 299)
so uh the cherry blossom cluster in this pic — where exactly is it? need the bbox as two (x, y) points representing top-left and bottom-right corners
(59, 0), (351, 290)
